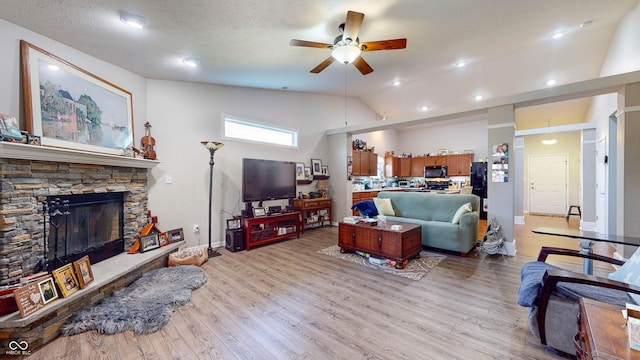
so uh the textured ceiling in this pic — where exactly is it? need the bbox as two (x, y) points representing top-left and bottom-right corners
(1, 0), (638, 125)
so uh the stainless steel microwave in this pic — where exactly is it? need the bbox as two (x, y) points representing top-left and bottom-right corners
(424, 165), (447, 178)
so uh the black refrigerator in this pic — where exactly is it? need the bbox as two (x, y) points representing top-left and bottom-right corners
(470, 162), (488, 220)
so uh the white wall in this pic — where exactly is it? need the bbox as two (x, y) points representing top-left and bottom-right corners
(146, 80), (378, 247)
(357, 118), (488, 161)
(0, 19), (148, 142)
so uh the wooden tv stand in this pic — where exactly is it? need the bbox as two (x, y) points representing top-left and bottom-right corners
(242, 212), (301, 250)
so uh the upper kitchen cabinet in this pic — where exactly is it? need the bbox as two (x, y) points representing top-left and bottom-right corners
(424, 155), (446, 167)
(446, 153), (474, 176)
(352, 151), (378, 176)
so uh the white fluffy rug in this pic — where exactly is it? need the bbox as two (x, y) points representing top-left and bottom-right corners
(61, 265), (207, 336)
(318, 245), (446, 281)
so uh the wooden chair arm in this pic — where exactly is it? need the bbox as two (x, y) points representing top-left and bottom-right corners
(536, 269), (640, 345)
(537, 246), (625, 266)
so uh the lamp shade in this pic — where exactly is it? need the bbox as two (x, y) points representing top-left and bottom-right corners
(332, 44), (361, 64)
(316, 179), (329, 189)
(201, 141), (224, 152)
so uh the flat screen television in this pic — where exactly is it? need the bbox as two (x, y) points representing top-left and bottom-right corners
(242, 158), (296, 203)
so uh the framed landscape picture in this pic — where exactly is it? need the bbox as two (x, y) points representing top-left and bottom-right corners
(20, 40), (134, 155)
(167, 228), (185, 244)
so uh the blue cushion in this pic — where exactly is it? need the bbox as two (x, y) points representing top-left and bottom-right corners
(351, 200), (378, 217)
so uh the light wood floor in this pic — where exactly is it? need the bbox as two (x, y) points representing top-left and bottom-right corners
(27, 215), (613, 359)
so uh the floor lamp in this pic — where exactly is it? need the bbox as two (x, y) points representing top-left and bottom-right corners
(201, 141), (224, 257)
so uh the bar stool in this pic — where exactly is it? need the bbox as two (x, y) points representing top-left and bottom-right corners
(566, 205), (581, 221)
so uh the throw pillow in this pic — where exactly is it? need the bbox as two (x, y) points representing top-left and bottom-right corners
(373, 197), (395, 216)
(452, 202), (472, 224)
(351, 200), (378, 217)
(608, 246), (640, 304)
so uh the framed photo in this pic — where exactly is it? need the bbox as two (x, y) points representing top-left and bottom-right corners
(158, 232), (169, 247)
(140, 234), (160, 252)
(73, 255), (94, 289)
(13, 276), (57, 318)
(52, 263), (80, 298)
(0, 114), (23, 141)
(304, 167), (313, 181)
(227, 218), (242, 230)
(20, 40), (134, 155)
(347, 155), (353, 180)
(437, 148), (448, 156)
(167, 228), (185, 244)
(321, 165), (330, 177)
(253, 207), (267, 217)
(311, 159), (323, 176)
(295, 162), (306, 181)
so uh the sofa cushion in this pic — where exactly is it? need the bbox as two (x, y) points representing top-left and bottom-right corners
(452, 202), (472, 224)
(373, 197), (395, 216)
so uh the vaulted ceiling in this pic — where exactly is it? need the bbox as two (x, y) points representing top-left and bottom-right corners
(1, 0), (638, 127)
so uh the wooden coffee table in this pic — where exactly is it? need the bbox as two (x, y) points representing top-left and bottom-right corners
(338, 220), (422, 269)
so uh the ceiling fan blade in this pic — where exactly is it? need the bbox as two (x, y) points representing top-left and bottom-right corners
(310, 57), (336, 73)
(289, 39), (333, 49)
(361, 38), (407, 51)
(343, 11), (364, 43)
(352, 56), (373, 75)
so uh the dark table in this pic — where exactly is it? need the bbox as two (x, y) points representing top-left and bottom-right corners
(532, 227), (640, 274)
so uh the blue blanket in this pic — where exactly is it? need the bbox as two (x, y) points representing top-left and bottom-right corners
(518, 261), (633, 308)
(351, 200), (378, 217)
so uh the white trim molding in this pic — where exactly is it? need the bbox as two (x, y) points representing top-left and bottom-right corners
(487, 122), (516, 130)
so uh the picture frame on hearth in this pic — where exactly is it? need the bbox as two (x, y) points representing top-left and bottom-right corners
(158, 232), (170, 247)
(52, 263), (80, 298)
(20, 40), (134, 156)
(72, 255), (94, 289)
(166, 228), (185, 244)
(140, 234), (160, 253)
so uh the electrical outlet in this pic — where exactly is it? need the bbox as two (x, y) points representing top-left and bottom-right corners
(193, 224), (199, 233)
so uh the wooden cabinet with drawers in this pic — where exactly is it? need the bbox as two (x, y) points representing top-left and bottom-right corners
(293, 198), (332, 230)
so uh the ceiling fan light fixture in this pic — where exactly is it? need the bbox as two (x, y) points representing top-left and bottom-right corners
(332, 44), (361, 64)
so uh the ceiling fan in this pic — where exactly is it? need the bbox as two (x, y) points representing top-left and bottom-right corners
(289, 10), (407, 75)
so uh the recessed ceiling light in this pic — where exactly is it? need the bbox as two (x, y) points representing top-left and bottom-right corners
(392, 80), (401, 86)
(420, 106), (429, 112)
(183, 58), (200, 67)
(542, 139), (557, 145)
(47, 64), (60, 71)
(546, 79), (557, 86)
(474, 95), (483, 101)
(456, 60), (467, 68)
(120, 13), (148, 29)
(552, 30), (566, 39)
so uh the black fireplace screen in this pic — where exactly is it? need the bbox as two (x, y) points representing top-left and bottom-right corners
(46, 192), (125, 270)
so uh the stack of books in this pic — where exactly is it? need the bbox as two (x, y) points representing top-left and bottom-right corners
(342, 216), (361, 224)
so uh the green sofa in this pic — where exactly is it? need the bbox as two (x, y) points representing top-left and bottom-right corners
(377, 191), (480, 255)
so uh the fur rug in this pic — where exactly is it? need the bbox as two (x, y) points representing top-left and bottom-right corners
(318, 245), (446, 281)
(61, 265), (207, 336)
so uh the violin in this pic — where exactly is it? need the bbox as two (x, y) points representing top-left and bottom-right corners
(141, 121), (157, 160)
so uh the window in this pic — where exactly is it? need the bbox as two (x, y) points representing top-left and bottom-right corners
(223, 115), (298, 148)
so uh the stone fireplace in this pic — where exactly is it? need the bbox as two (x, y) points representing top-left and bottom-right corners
(0, 143), (152, 286)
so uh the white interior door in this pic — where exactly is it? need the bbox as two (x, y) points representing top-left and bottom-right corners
(529, 154), (568, 215)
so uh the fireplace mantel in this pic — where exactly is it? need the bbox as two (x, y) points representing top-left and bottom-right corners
(0, 142), (159, 169)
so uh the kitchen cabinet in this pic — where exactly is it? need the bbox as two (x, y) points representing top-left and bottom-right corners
(424, 155), (446, 166)
(446, 153), (474, 176)
(410, 156), (425, 177)
(352, 151), (378, 176)
(384, 154), (399, 177)
(398, 158), (411, 177)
